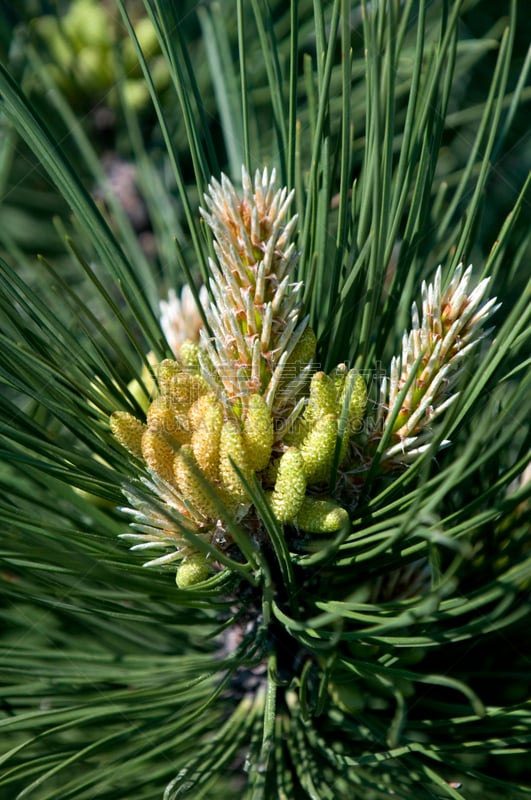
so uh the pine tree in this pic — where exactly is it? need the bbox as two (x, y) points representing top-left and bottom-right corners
(1, 2), (530, 798)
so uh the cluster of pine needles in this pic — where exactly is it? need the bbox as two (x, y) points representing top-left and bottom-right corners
(0, 1), (530, 798)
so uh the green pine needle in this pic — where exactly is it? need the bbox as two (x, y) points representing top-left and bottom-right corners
(1, 1), (530, 798)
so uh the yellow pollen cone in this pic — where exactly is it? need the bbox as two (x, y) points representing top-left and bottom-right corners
(110, 411), (145, 458)
(270, 447), (306, 522)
